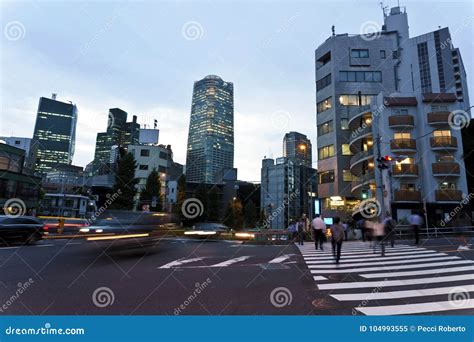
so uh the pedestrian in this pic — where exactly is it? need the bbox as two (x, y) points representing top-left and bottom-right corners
(311, 214), (326, 250)
(297, 216), (306, 246)
(331, 217), (345, 264)
(287, 220), (296, 241)
(372, 218), (385, 256)
(365, 219), (374, 247)
(356, 218), (366, 242)
(409, 211), (423, 245)
(342, 220), (349, 241)
(57, 218), (65, 235)
(383, 211), (396, 248)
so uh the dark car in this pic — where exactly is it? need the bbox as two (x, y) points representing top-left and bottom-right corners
(0, 216), (45, 245)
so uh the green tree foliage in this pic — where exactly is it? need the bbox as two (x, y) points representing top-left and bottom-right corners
(174, 175), (187, 216)
(193, 183), (209, 221)
(207, 186), (221, 222)
(223, 198), (244, 230)
(110, 152), (138, 210)
(138, 169), (162, 211)
(244, 200), (257, 228)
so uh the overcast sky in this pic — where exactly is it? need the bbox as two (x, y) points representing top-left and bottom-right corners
(1, 0), (472, 181)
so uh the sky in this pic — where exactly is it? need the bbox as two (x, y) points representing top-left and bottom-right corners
(1, 0), (473, 181)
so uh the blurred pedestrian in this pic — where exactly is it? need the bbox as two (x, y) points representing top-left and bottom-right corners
(409, 211), (423, 245)
(311, 214), (326, 250)
(342, 220), (349, 241)
(287, 220), (296, 241)
(383, 211), (396, 248)
(57, 218), (65, 235)
(297, 216), (306, 246)
(331, 217), (345, 264)
(357, 218), (366, 242)
(372, 218), (385, 256)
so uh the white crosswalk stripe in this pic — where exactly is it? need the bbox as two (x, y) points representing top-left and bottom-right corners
(296, 241), (474, 315)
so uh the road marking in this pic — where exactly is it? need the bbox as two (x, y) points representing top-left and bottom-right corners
(318, 274), (474, 290)
(304, 252), (445, 264)
(159, 257), (205, 269)
(332, 284), (474, 301)
(268, 254), (294, 263)
(313, 276), (328, 281)
(34, 244), (55, 248)
(310, 260), (474, 274)
(307, 256), (459, 269)
(209, 256), (251, 267)
(303, 250), (436, 260)
(301, 247), (425, 256)
(356, 299), (474, 316)
(0, 246), (19, 250)
(361, 265), (474, 278)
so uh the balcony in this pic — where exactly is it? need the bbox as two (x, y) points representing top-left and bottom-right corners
(432, 162), (460, 176)
(351, 172), (375, 194)
(347, 105), (371, 129)
(349, 149), (374, 174)
(427, 111), (450, 125)
(349, 125), (373, 151)
(435, 190), (463, 202)
(392, 164), (419, 177)
(390, 139), (417, 153)
(388, 115), (414, 128)
(430, 136), (458, 150)
(393, 190), (421, 202)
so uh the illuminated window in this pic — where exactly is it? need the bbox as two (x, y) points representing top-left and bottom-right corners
(341, 144), (352, 155)
(318, 145), (335, 159)
(317, 97), (332, 113)
(394, 132), (411, 140)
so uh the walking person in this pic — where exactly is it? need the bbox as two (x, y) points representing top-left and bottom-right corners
(383, 211), (396, 248)
(357, 218), (366, 242)
(372, 218), (385, 256)
(409, 211), (423, 245)
(287, 220), (296, 242)
(297, 216), (306, 246)
(331, 217), (345, 264)
(311, 214), (326, 250)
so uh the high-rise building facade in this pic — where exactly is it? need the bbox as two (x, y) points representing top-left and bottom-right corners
(185, 75), (234, 183)
(283, 131), (313, 167)
(32, 94), (78, 175)
(92, 108), (139, 175)
(315, 6), (470, 226)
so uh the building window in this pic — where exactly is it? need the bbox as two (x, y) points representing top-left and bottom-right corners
(392, 50), (398, 59)
(341, 144), (352, 155)
(342, 169), (355, 182)
(139, 164), (149, 170)
(317, 121), (333, 136)
(316, 51), (331, 70)
(417, 42), (432, 93)
(434, 31), (446, 92)
(317, 97), (332, 113)
(394, 132), (411, 140)
(380, 50), (386, 59)
(318, 145), (335, 160)
(400, 183), (416, 191)
(438, 182), (457, 190)
(341, 119), (349, 130)
(350, 49), (369, 58)
(319, 170), (335, 184)
(158, 165), (167, 173)
(433, 130), (451, 137)
(392, 109), (409, 115)
(436, 154), (455, 162)
(339, 94), (374, 106)
(159, 151), (168, 159)
(316, 74), (332, 91)
(140, 149), (150, 157)
(431, 105), (449, 111)
(339, 71), (382, 82)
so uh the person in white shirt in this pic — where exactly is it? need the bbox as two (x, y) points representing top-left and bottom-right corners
(408, 212), (423, 245)
(311, 214), (326, 250)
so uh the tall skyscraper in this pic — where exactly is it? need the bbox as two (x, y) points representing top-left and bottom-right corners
(185, 75), (234, 183)
(32, 94), (78, 174)
(315, 6), (470, 225)
(283, 131), (312, 167)
(92, 108), (139, 175)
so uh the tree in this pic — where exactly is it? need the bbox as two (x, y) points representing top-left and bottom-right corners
(207, 186), (220, 222)
(223, 198), (244, 230)
(244, 200), (257, 228)
(193, 183), (209, 221)
(110, 152), (138, 210)
(174, 175), (186, 216)
(138, 169), (162, 212)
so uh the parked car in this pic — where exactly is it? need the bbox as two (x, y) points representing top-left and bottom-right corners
(0, 216), (45, 245)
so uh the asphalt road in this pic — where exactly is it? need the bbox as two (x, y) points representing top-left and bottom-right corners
(0, 235), (473, 315)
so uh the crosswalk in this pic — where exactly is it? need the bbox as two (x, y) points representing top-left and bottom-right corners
(297, 242), (474, 315)
(157, 254), (297, 269)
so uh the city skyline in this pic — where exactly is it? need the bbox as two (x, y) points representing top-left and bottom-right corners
(1, 1), (473, 181)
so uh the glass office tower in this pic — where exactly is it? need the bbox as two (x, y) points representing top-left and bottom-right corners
(185, 75), (234, 183)
(32, 94), (78, 174)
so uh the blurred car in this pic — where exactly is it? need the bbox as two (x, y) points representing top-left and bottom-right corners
(39, 216), (88, 234)
(235, 228), (260, 240)
(0, 216), (45, 245)
(184, 222), (230, 238)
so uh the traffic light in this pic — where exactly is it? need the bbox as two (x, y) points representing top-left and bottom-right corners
(361, 190), (368, 199)
(377, 155), (393, 169)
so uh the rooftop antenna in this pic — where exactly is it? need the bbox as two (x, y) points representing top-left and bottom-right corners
(379, 1), (388, 18)
(331, 25), (335, 36)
